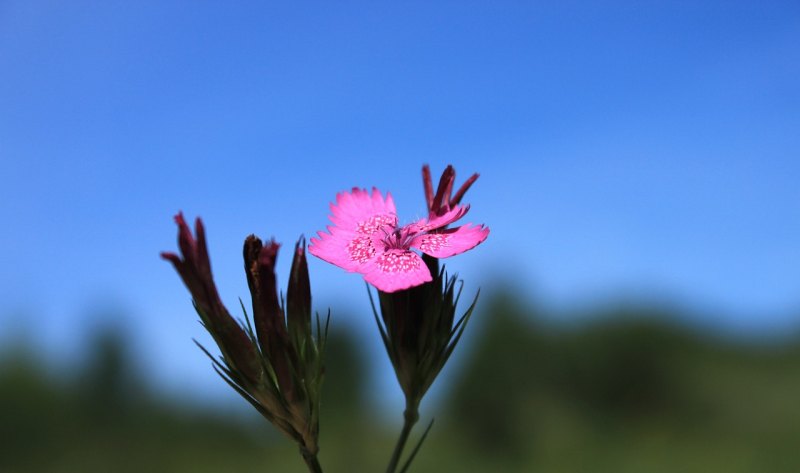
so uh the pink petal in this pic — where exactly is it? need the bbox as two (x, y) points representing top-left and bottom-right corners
(411, 204), (470, 233)
(309, 226), (385, 272)
(362, 249), (432, 292)
(410, 224), (489, 258)
(329, 187), (397, 236)
(309, 188), (398, 272)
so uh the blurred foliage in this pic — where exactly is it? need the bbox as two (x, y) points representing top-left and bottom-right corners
(442, 293), (800, 473)
(2, 296), (800, 472)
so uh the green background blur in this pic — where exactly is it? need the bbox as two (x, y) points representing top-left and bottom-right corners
(3, 292), (799, 472)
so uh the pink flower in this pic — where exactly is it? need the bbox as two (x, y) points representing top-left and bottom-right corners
(309, 187), (489, 293)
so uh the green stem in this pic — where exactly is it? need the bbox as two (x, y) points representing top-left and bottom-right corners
(386, 403), (420, 473)
(300, 447), (323, 473)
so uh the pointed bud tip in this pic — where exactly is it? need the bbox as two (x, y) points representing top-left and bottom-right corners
(295, 235), (307, 254)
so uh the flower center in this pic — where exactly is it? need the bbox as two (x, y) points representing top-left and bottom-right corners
(381, 226), (416, 250)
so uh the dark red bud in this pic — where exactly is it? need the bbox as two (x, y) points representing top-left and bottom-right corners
(256, 241), (282, 337)
(243, 235), (263, 297)
(164, 214), (261, 385)
(244, 236), (296, 401)
(287, 237), (312, 346)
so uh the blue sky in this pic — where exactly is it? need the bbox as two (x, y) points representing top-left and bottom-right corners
(1, 1), (799, 405)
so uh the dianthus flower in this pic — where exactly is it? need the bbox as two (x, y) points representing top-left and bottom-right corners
(308, 188), (489, 292)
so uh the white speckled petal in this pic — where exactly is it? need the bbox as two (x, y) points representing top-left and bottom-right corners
(361, 249), (432, 292)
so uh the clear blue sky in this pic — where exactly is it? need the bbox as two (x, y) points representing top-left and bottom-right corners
(1, 1), (799, 405)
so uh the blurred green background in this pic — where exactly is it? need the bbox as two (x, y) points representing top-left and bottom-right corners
(3, 292), (799, 472)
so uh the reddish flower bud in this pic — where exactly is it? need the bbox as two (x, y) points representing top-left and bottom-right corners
(165, 217), (327, 464)
(244, 235), (297, 402)
(161, 213), (262, 385)
(287, 238), (312, 348)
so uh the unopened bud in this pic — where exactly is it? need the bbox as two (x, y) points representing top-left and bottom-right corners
(287, 237), (312, 347)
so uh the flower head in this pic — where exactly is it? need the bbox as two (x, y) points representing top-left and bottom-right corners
(309, 187), (489, 292)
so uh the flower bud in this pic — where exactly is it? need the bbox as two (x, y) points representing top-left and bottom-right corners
(161, 213), (262, 385)
(287, 238), (312, 348)
(375, 268), (476, 407)
(244, 236), (297, 402)
(165, 219), (327, 463)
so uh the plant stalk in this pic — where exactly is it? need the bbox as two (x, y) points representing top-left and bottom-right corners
(386, 403), (420, 473)
(300, 447), (323, 473)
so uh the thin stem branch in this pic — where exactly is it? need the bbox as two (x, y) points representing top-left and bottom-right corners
(386, 404), (420, 473)
(398, 418), (434, 473)
(300, 447), (323, 473)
